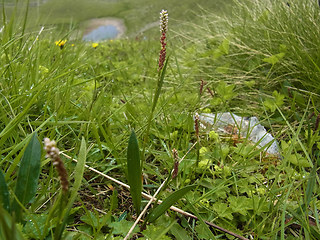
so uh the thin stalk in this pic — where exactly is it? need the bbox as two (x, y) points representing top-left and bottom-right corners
(141, 58), (169, 164)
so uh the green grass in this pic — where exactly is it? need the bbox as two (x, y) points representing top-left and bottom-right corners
(0, 0), (320, 239)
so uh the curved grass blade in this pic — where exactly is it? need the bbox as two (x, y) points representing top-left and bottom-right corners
(0, 169), (10, 212)
(12, 133), (41, 222)
(148, 185), (195, 223)
(127, 130), (142, 214)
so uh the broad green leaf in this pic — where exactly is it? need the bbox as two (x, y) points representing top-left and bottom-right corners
(148, 185), (195, 223)
(12, 133), (41, 221)
(0, 169), (10, 212)
(127, 130), (142, 214)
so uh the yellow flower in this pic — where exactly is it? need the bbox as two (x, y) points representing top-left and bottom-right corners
(92, 43), (99, 48)
(55, 40), (67, 49)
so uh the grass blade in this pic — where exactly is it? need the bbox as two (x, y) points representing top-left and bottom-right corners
(127, 130), (142, 214)
(0, 169), (10, 212)
(147, 185), (195, 223)
(0, 205), (25, 240)
(11, 133), (41, 221)
(295, 163), (317, 216)
(55, 137), (87, 239)
(305, 163), (317, 209)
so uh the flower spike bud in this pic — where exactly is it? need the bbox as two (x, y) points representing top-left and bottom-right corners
(160, 10), (168, 34)
(44, 138), (69, 194)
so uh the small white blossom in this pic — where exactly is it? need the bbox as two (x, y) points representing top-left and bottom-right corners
(43, 138), (60, 159)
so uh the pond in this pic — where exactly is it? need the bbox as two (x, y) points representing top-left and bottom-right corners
(82, 18), (125, 42)
(83, 25), (119, 42)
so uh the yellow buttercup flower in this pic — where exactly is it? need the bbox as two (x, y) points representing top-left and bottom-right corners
(55, 40), (67, 49)
(92, 43), (99, 48)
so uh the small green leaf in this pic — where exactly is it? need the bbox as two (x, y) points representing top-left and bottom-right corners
(216, 81), (236, 101)
(127, 130), (142, 214)
(273, 90), (285, 107)
(170, 222), (191, 240)
(195, 223), (213, 240)
(0, 169), (10, 212)
(263, 52), (285, 65)
(110, 189), (118, 212)
(215, 63), (230, 74)
(212, 48), (224, 60)
(80, 211), (99, 229)
(219, 39), (230, 55)
(148, 185), (195, 223)
(109, 220), (139, 236)
(258, 10), (269, 22)
(263, 99), (276, 112)
(228, 196), (251, 216)
(12, 133), (41, 221)
(212, 202), (233, 220)
(288, 154), (311, 167)
(142, 225), (172, 240)
(210, 97), (223, 106)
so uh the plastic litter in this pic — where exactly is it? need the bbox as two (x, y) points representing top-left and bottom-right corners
(198, 112), (280, 156)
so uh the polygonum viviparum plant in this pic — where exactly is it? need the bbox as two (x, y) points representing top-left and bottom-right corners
(158, 9), (168, 71)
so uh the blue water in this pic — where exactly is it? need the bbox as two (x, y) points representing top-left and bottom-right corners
(83, 25), (119, 42)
